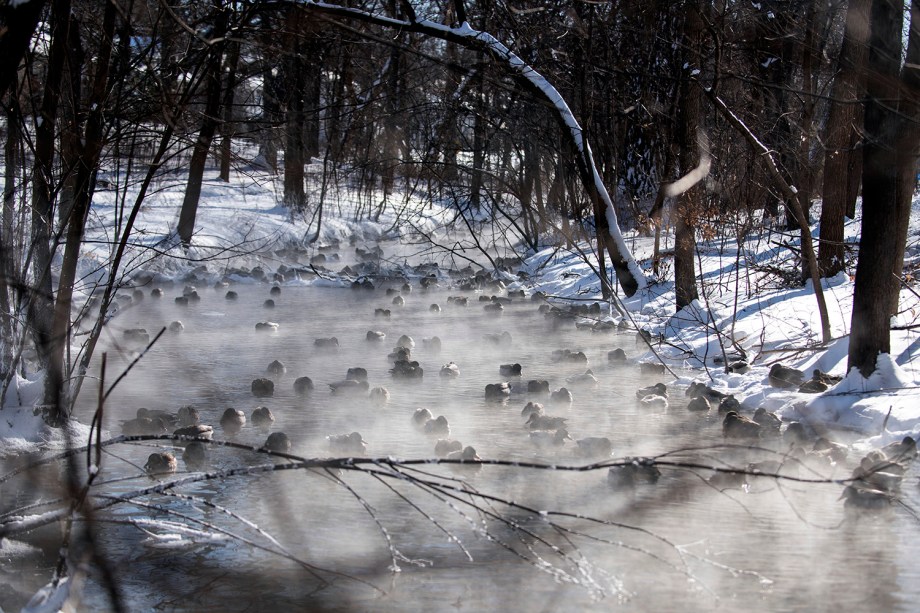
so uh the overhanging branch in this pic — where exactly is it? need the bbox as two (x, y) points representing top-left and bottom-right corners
(294, 0), (646, 296)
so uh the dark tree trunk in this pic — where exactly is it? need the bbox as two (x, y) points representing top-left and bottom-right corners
(849, 0), (912, 376)
(548, 159), (572, 248)
(29, 0), (72, 423)
(674, 2), (703, 311)
(178, 2), (228, 245)
(793, 0), (824, 283)
(304, 45), (322, 161)
(218, 40), (241, 182)
(819, 0), (870, 277)
(650, 143), (676, 276)
(1, 92), (21, 377)
(440, 40), (462, 185)
(58, 17), (84, 227)
(751, 2), (799, 230)
(381, 2), (403, 206)
(0, 0), (48, 97)
(258, 24), (282, 173)
(282, 9), (307, 211)
(469, 64), (485, 211)
(890, 1), (920, 318)
(520, 137), (542, 249)
(325, 44), (348, 163)
(51, 0), (118, 409)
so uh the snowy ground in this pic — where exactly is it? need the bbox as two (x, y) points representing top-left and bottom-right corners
(3, 155), (920, 457)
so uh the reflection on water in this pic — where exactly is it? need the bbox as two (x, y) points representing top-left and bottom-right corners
(4, 281), (920, 611)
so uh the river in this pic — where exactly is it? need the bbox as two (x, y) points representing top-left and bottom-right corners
(3, 269), (920, 611)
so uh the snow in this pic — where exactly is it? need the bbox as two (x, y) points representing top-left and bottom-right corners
(0, 372), (93, 454)
(519, 192), (919, 451)
(132, 518), (229, 548)
(21, 577), (71, 613)
(408, 16), (647, 290)
(2, 141), (920, 465)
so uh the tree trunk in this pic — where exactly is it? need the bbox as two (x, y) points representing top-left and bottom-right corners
(258, 26), (281, 173)
(440, 39), (462, 185)
(520, 137), (542, 249)
(304, 42), (322, 161)
(282, 9), (307, 211)
(848, 0), (911, 376)
(218, 40), (241, 182)
(819, 0), (870, 277)
(29, 0), (71, 424)
(0, 0), (48, 97)
(649, 144), (676, 276)
(889, 0), (920, 317)
(0, 92), (21, 378)
(51, 0), (118, 409)
(793, 0), (824, 283)
(380, 4), (403, 207)
(178, 2), (228, 246)
(674, 2), (703, 311)
(469, 62), (485, 211)
(57, 17), (84, 228)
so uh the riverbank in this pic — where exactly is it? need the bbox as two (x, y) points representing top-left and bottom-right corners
(4, 156), (920, 454)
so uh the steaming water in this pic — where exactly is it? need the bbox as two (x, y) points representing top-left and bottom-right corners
(6, 280), (920, 611)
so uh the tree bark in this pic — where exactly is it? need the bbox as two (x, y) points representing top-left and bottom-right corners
(649, 143), (676, 276)
(819, 0), (870, 277)
(848, 0), (911, 375)
(381, 0), (403, 207)
(0, 91), (21, 378)
(304, 39), (322, 161)
(178, 2), (228, 245)
(890, 0), (920, 317)
(29, 0), (72, 423)
(793, 0), (824, 282)
(218, 39), (241, 182)
(520, 136), (542, 249)
(281, 8), (307, 211)
(57, 17), (84, 228)
(258, 23), (282, 173)
(674, 2), (703, 311)
(0, 0), (49, 97)
(51, 0), (119, 412)
(469, 63), (485, 211)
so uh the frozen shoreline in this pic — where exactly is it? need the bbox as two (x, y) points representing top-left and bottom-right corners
(2, 161), (920, 455)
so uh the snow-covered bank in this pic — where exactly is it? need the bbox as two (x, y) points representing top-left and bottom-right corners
(519, 202), (920, 454)
(4, 158), (920, 456)
(0, 373), (93, 455)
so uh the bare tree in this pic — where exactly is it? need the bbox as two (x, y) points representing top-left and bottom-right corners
(218, 39), (241, 182)
(178, 1), (231, 247)
(848, 0), (920, 375)
(673, 1), (705, 311)
(296, 0), (646, 295)
(28, 0), (72, 423)
(819, 0), (869, 277)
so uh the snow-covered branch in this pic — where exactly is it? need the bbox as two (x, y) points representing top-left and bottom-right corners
(301, 0), (647, 295)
